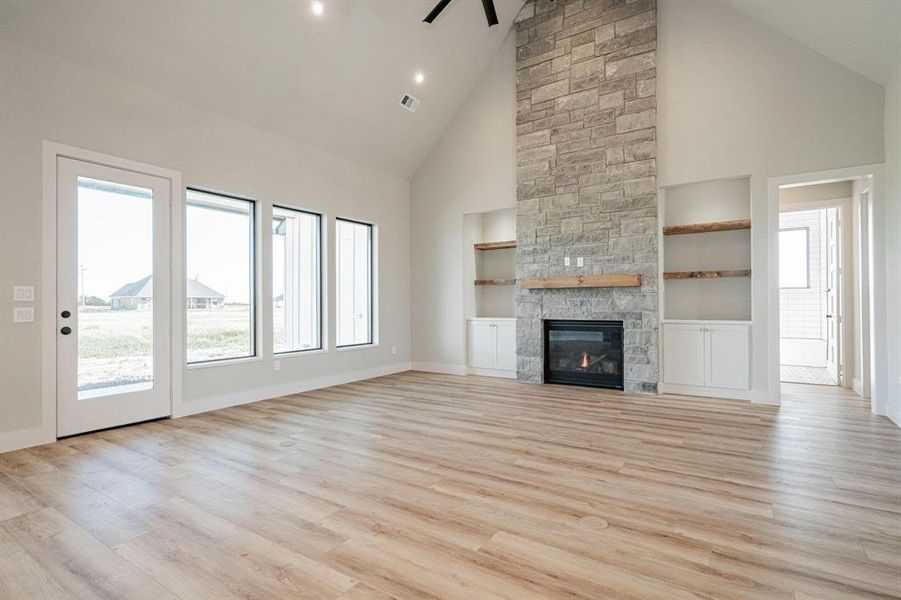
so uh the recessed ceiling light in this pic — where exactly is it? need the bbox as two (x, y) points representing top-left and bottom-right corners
(415, 72), (425, 84)
(311, 1), (324, 16)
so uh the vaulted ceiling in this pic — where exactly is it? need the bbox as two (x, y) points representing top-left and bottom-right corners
(723, 0), (901, 86)
(0, 0), (524, 178)
(4, 1), (897, 179)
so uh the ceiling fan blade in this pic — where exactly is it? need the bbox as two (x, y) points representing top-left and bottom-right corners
(423, 0), (453, 24)
(481, 0), (499, 27)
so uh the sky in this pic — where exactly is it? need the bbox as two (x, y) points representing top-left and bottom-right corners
(77, 183), (251, 303)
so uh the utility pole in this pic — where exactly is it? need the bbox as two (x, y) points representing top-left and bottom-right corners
(79, 263), (86, 307)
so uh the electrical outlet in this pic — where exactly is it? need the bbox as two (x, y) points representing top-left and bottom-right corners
(564, 257), (570, 266)
(391, 345), (397, 355)
(577, 257), (584, 267)
(13, 306), (34, 323)
(13, 286), (34, 302)
(273, 359), (280, 372)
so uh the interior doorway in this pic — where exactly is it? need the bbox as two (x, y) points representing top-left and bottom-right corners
(767, 164), (885, 413)
(777, 179), (864, 393)
(778, 205), (841, 385)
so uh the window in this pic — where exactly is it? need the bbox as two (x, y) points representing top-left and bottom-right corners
(336, 218), (373, 347)
(186, 189), (255, 363)
(779, 228), (809, 288)
(272, 206), (321, 353)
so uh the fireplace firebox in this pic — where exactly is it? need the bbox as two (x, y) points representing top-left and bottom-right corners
(544, 320), (624, 389)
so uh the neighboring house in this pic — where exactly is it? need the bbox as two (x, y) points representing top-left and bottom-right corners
(110, 275), (225, 310)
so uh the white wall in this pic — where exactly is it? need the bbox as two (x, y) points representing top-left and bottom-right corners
(780, 181), (852, 204)
(0, 40), (411, 447)
(410, 33), (516, 372)
(657, 0), (885, 403)
(884, 65), (901, 425)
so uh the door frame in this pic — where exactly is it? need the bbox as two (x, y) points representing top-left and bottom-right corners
(766, 164), (885, 415)
(41, 142), (184, 443)
(778, 198), (852, 388)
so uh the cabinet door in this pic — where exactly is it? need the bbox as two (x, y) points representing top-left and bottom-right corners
(705, 324), (749, 390)
(663, 324), (705, 386)
(494, 321), (516, 371)
(469, 322), (496, 369)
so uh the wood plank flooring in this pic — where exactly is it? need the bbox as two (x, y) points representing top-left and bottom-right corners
(2, 372), (899, 599)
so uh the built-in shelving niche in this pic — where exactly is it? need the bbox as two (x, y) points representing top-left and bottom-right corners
(660, 177), (752, 321)
(463, 207), (516, 319)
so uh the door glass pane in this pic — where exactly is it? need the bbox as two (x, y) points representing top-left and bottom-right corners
(77, 177), (154, 398)
(272, 207), (320, 353)
(186, 189), (255, 363)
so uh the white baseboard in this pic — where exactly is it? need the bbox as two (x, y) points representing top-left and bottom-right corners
(410, 361), (467, 376)
(660, 382), (751, 402)
(467, 366), (516, 379)
(176, 362), (412, 418)
(751, 388), (780, 405)
(852, 377), (865, 397)
(0, 424), (55, 454)
(886, 401), (901, 428)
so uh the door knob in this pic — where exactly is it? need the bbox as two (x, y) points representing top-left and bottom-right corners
(60, 326), (72, 335)
(60, 310), (71, 318)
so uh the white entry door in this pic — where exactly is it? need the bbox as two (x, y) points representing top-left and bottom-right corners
(825, 207), (839, 383)
(57, 157), (171, 437)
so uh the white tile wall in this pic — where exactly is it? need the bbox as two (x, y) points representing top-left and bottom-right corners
(779, 209), (827, 340)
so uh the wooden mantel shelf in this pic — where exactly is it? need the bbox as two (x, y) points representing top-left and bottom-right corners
(664, 270), (751, 280)
(519, 274), (641, 289)
(474, 279), (516, 286)
(663, 219), (751, 236)
(474, 240), (516, 250)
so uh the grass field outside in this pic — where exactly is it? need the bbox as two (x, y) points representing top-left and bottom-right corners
(77, 305), (257, 390)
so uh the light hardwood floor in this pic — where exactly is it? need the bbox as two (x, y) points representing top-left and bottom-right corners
(2, 372), (899, 599)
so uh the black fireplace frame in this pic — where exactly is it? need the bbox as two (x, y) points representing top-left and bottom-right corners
(543, 319), (624, 390)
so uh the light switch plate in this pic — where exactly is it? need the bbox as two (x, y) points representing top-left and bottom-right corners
(577, 257), (584, 267)
(14, 286), (34, 302)
(564, 257), (570, 266)
(13, 306), (34, 323)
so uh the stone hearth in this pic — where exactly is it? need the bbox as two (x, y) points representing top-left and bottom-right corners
(514, 0), (659, 393)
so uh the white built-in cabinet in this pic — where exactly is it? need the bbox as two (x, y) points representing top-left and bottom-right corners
(661, 321), (750, 400)
(468, 318), (516, 378)
(659, 177), (753, 401)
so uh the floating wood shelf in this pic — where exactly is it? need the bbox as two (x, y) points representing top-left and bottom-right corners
(663, 270), (751, 280)
(519, 274), (641, 289)
(474, 279), (516, 286)
(663, 219), (751, 236)
(474, 240), (516, 250)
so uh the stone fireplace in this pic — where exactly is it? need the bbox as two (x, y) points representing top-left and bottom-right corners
(514, 0), (658, 393)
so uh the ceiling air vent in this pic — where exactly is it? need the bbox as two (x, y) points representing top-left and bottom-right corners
(400, 94), (420, 112)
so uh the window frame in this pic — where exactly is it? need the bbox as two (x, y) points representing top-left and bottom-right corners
(778, 226), (811, 289)
(184, 187), (258, 365)
(271, 204), (323, 356)
(335, 217), (374, 348)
